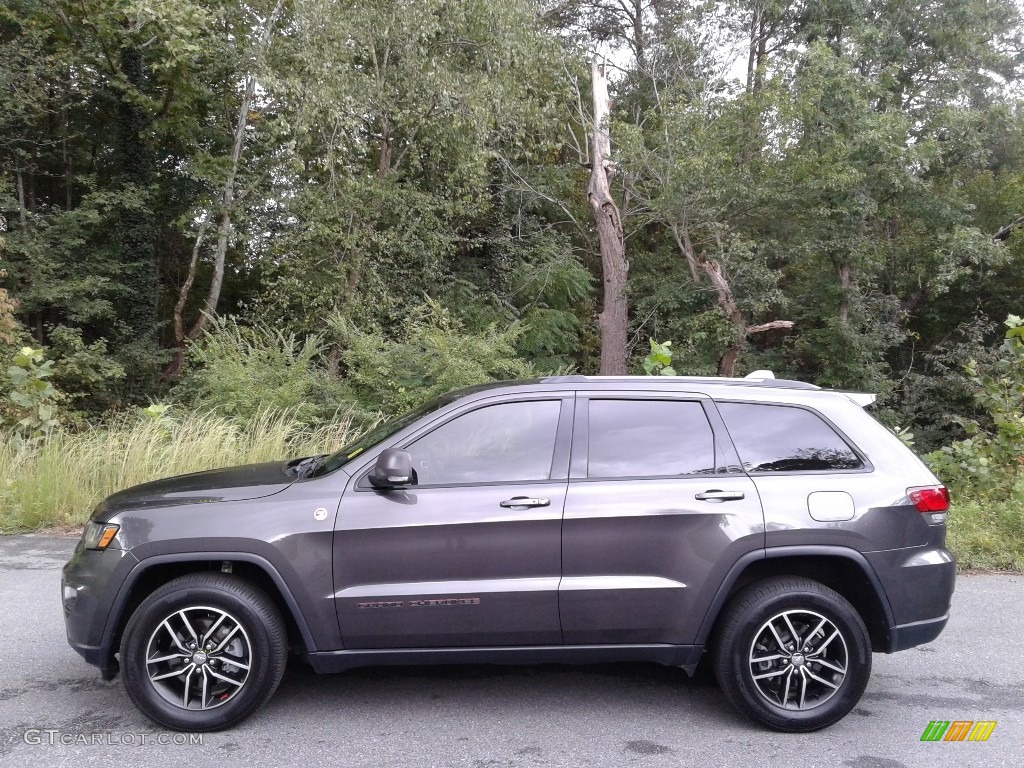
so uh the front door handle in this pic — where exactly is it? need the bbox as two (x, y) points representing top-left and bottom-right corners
(694, 489), (746, 502)
(499, 497), (551, 508)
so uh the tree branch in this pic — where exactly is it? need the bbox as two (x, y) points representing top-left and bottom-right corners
(992, 214), (1024, 242)
(746, 320), (794, 335)
(185, 0), (287, 343)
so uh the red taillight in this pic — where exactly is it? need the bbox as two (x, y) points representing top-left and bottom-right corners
(907, 485), (950, 513)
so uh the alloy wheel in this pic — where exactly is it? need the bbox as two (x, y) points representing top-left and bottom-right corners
(748, 609), (849, 710)
(145, 606), (252, 711)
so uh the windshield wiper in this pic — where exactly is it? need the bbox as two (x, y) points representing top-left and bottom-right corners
(290, 454), (326, 479)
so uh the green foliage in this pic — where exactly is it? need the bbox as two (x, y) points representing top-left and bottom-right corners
(507, 234), (593, 372)
(926, 316), (1024, 502)
(0, 0), (1023, 576)
(253, 0), (574, 343)
(173, 317), (345, 425)
(4, 346), (61, 447)
(140, 403), (172, 422)
(337, 300), (536, 417)
(138, 402), (174, 439)
(642, 340), (676, 376)
(45, 326), (126, 414)
(0, 262), (17, 345)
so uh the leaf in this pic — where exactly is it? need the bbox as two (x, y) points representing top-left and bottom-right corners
(9, 392), (32, 408)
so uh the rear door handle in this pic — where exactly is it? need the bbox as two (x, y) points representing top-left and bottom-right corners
(694, 489), (746, 502)
(499, 497), (551, 508)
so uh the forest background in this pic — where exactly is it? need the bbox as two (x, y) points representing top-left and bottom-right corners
(1, 0), (1023, 568)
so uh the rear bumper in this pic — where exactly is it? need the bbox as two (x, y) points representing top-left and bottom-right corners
(864, 543), (956, 652)
(888, 613), (949, 652)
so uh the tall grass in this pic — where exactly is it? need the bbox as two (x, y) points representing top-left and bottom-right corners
(0, 410), (356, 532)
(946, 497), (1024, 571)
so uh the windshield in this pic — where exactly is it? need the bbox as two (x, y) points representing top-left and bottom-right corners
(313, 394), (456, 476)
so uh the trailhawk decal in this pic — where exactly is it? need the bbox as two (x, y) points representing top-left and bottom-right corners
(356, 598), (481, 609)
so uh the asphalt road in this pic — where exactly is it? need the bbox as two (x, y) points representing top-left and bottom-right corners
(0, 534), (1021, 768)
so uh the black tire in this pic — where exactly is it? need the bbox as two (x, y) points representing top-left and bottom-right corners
(120, 573), (288, 732)
(712, 576), (871, 732)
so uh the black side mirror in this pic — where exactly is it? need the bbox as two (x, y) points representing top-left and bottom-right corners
(368, 449), (414, 489)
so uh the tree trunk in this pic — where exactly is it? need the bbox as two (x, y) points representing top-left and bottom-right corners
(700, 258), (746, 377)
(165, 0), (286, 378)
(670, 222), (791, 377)
(838, 262), (851, 324)
(588, 57), (628, 375)
(164, 220), (211, 378)
(15, 168), (26, 225)
(745, 2), (763, 94)
(630, 0), (646, 71)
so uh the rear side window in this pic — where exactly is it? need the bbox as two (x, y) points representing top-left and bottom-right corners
(717, 402), (863, 472)
(587, 399), (715, 478)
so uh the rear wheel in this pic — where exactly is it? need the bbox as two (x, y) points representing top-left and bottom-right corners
(712, 576), (871, 732)
(120, 573), (287, 731)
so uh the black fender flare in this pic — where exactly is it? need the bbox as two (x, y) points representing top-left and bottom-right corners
(99, 551), (318, 669)
(693, 545), (896, 647)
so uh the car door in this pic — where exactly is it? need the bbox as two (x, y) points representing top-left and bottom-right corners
(333, 394), (573, 649)
(560, 393), (765, 645)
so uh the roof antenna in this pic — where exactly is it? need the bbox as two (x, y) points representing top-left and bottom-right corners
(744, 370), (775, 379)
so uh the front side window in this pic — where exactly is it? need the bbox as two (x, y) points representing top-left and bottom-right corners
(406, 400), (561, 486)
(717, 402), (863, 472)
(316, 394), (458, 476)
(587, 399), (716, 478)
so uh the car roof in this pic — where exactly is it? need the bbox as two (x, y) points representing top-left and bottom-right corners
(444, 374), (877, 409)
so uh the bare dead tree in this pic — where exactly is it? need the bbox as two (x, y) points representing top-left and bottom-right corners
(588, 57), (629, 375)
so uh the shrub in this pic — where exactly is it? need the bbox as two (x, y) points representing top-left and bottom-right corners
(3, 346), (61, 448)
(336, 300), (536, 417)
(925, 315), (1024, 571)
(173, 317), (346, 424)
(45, 325), (125, 415)
(925, 315), (1024, 502)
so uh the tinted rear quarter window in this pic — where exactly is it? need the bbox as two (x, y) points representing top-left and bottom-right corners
(717, 402), (863, 472)
(587, 399), (715, 478)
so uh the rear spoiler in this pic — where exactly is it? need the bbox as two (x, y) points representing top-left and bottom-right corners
(844, 392), (877, 407)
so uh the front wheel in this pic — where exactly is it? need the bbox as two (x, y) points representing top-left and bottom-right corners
(120, 573), (288, 732)
(712, 576), (871, 732)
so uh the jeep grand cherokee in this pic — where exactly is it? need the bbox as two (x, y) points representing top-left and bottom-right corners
(62, 373), (955, 732)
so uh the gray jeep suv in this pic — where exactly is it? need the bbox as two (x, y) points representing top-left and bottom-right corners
(62, 374), (955, 733)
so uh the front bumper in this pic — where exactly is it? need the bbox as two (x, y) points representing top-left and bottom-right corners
(61, 539), (139, 678)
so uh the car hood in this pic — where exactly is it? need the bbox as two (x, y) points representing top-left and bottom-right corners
(93, 461), (296, 517)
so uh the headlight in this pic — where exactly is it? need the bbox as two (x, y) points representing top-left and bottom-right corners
(82, 520), (120, 550)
